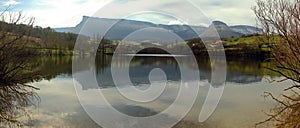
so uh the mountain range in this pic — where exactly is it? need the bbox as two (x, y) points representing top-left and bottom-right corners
(54, 16), (263, 42)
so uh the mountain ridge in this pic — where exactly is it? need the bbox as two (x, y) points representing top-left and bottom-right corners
(54, 16), (263, 41)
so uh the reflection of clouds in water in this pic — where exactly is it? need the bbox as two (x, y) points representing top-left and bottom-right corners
(28, 78), (81, 127)
(61, 104), (213, 128)
(84, 80), (207, 113)
(27, 108), (76, 127)
(32, 78), (78, 111)
(25, 75), (290, 127)
(75, 79), (205, 128)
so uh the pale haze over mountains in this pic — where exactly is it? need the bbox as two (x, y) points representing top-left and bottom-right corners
(54, 16), (263, 42)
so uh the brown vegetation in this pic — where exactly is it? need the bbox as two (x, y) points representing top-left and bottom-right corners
(0, 10), (40, 127)
(253, 0), (300, 127)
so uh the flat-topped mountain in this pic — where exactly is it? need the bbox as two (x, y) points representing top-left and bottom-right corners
(54, 16), (263, 41)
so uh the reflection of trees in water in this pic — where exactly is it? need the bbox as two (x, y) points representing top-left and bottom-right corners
(0, 11), (40, 127)
(93, 55), (277, 88)
(0, 55), (71, 126)
(0, 84), (39, 126)
(0, 55), (74, 126)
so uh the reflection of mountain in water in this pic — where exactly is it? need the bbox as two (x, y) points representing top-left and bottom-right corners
(75, 55), (272, 90)
(113, 104), (158, 117)
(24, 55), (274, 90)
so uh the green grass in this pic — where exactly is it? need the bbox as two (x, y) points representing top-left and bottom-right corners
(225, 36), (262, 46)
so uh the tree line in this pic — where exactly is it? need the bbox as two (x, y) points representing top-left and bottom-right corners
(0, 20), (85, 51)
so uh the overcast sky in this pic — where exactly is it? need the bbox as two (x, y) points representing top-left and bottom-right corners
(0, 0), (258, 27)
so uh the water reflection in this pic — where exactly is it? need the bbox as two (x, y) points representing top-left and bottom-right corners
(92, 55), (275, 90)
(0, 56), (73, 127)
(18, 55), (276, 87)
(256, 86), (300, 127)
(0, 55), (283, 127)
(73, 54), (282, 128)
(0, 58), (41, 127)
(0, 84), (39, 127)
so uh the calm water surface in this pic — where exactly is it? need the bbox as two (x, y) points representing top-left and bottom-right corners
(27, 55), (290, 128)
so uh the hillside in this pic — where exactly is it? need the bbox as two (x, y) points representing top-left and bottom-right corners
(0, 19), (270, 57)
(0, 21), (90, 55)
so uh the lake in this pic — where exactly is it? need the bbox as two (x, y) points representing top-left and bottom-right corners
(23, 55), (290, 128)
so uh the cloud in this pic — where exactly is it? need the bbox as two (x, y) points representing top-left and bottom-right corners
(17, 0), (257, 27)
(96, 0), (257, 26)
(126, 12), (181, 25)
(24, 0), (111, 27)
(189, 0), (257, 25)
(1, 0), (20, 6)
(168, 20), (185, 25)
(85, 0), (212, 27)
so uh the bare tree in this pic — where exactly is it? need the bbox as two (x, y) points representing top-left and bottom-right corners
(254, 0), (300, 84)
(253, 0), (300, 127)
(0, 9), (40, 127)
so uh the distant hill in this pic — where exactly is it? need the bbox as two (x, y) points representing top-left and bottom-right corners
(53, 27), (74, 33)
(230, 25), (263, 36)
(200, 21), (244, 39)
(54, 16), (263, 41)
